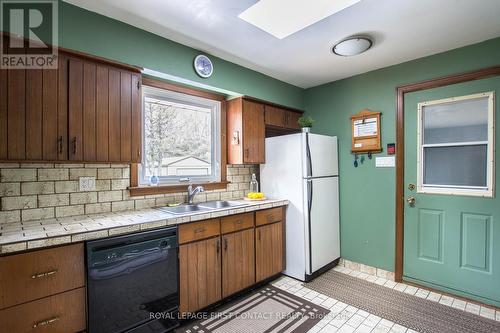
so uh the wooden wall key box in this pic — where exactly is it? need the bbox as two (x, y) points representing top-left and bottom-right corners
(351, 109), (382, 153)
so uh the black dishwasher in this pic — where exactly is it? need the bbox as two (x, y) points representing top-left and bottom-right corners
(87, 227), (179, 333)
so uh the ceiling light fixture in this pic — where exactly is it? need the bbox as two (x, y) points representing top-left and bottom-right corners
(332, 36), (373, 56)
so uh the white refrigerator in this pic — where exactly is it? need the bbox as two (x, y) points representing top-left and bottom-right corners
(260, 133), (340, 281)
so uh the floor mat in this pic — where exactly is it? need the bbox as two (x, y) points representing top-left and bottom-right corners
(176, 285), (329, 333)
(305, 269), (500, 333)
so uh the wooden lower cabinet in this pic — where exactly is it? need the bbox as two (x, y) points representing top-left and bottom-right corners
(256, 221), (284, 282)
(179, 237), (222, 313)
(222, 228), (255, 297)
(0, 287), (86, 333)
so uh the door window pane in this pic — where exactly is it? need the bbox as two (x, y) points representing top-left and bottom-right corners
(423, 145), (487, 187)
(423, 97), (488, 144)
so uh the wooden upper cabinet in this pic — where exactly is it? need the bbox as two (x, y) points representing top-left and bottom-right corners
(227, 97), (265, 164)
(0, 49), (142, 163)
(66, 57), (141, 163)
(0, 58), (68, 161)
(264, 104), (301, 130)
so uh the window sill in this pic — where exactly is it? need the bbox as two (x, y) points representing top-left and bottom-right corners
(128, 181), (230, 197)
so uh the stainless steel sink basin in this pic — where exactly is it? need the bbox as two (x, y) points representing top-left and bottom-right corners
(157, 200), (246, 215)
(157, 204), (212, 215)
(198, 200), (246, 209)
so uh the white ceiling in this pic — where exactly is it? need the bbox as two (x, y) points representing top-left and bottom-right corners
(64, 0), (500, 88)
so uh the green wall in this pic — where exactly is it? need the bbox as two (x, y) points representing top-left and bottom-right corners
(58, 1), (304, 109)
(304, 37), (500, 271)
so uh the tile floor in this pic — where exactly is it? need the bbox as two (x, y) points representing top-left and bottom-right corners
(270, 265), (500, 333)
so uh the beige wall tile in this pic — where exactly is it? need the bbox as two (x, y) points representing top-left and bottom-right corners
(38, 194), (70, 208)
(0, 210), (21, 223)
(56, 205), (84, 218)
(55, 181), (79, 193)
(84, 163), (110, 168)
(111, 179), (130, 190)
(21, 163), (53, 168)
(98, 168), (123, 179)
(1, 169), (37, 182)
(38, 169), (69, 181)
(22, 207), (55, 221)
(0, 163), (20, 168)
(69, 168), (97, 180)
(85, 203), (111, 214)
(0, 183), (21, 196)
(27, 236), (71, 249)
(21, 181), (55, 195)
(54, 163), (85, 168)
(70, 192), (98, 205)
(134, 198), (156, 210)
(112, 200), (135, 212)
(96, 179), (111, 191)
(98, 190), (123, 202)
(1, 195), (37, 210)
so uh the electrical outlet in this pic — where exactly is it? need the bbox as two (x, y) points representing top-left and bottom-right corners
(79, 177), (96, 191)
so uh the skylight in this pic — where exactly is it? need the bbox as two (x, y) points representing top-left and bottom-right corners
(238, 0), (362, 39)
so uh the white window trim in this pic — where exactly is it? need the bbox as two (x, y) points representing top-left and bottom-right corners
(140, 85), (221, 185)
(417, 91), (495, 198)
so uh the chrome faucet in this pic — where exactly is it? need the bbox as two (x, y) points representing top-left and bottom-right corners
(187, 185), (205, 204)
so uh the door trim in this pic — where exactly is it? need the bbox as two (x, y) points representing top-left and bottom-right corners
(395, 65), (500, 282)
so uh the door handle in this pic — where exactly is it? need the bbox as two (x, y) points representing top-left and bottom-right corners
(406, 196), (416, 206)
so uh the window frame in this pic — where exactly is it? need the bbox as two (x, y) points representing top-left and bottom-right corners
(416, 91), (495, 197)
(138, 80), (224, 187)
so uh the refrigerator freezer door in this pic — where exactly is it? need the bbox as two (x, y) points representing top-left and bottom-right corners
(304, 176), (340, 275)
(302, 134), (338, 178)
(261, 134), (306, 280)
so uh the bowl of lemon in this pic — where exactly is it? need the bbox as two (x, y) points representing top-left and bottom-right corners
(244, 192), (266, 201)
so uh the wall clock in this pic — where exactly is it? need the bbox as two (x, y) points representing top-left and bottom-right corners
(194, 54), (213, 78)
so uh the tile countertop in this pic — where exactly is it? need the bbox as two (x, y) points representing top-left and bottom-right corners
(0, 199), (288, 255)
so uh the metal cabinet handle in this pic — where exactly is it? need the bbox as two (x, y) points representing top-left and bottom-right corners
(31, 269), (58, 279)
(266, 215), (274, 222)
(245, 148), (250, 159)
(224, 238), (228, 251)
(234, 220), (243, 225)
(57, 136), (63, 154)
(194, 227), (205, 234)
(216, 239), (220, 254)
(258, 229), (261, 241)
(71, 137), (77, 155)
(33, 316), (60, 328)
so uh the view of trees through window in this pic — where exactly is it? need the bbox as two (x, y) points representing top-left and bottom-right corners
(143, 96), (212, 178)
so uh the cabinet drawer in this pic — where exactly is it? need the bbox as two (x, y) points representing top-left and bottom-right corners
(0, 288), (86, 333)
(179, 219), (220, 244)
(221, 213), (254, 234)
(256, 207), (284, 226)
(0, 243), (84, 309)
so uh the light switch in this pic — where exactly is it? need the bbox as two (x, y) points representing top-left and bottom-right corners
(79, 177), (96, 191)
(375, 156), (395, 168)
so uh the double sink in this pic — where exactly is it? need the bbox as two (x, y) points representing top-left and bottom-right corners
(157, 200), (247, 215)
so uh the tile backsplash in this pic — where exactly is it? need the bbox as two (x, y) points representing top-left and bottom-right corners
(0, 163), (259, 224)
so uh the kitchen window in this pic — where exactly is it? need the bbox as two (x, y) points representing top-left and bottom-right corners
(417, 91), (495, 197)
(140, 85), (221, 185)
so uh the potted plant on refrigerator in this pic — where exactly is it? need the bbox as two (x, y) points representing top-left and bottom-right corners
(298, 116), (315, 133)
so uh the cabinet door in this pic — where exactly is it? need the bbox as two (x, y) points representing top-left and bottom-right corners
(67, 59), (141, 163)
(264, 105), (286, 128)
(179, 237), (222, 314)
(286, 111), (301, 130)
(0, 64), (67, 161)
(256, 222), (284, 282)
(222, 229), (255, 297)
(242, 100), (265, 163)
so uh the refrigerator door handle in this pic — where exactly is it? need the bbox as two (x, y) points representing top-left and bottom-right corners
(306, 133), (313, 178)
(307, 178), (313, 274)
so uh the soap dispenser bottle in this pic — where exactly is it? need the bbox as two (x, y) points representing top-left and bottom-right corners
(250, 173), (259, 193)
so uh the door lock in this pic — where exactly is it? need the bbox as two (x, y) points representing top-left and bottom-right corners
(406, 196), (416, 206)
(408, 183), (416, 191)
